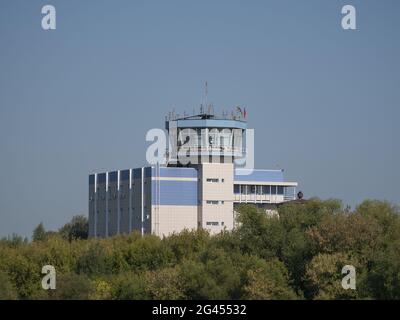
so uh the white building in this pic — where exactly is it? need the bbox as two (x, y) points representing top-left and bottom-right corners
(89, 110), (298, 237)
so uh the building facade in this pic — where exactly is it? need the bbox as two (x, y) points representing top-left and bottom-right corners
(89, 111), (298, 237)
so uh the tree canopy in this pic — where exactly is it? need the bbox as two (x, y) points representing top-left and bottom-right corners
(0, 199), (399, 300)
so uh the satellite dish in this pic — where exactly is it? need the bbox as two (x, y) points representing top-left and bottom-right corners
(297, 191), (304, 200)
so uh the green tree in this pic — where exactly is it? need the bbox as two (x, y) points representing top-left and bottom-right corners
(3, 252), (42, 299)
(111, 272), (149, 300)
(163, 229), (210, 262)
(145, 267), (184, 300)
(123, 235), (175, 271)
(304, 253), (359, 300)
(48, 273), (92, 300)
(0, 272), (18, 300)
(32, 223), (46, 242)
(75, 241), (112, 275)
(243, 258), (298, 300)
(89, 278), (113, 300)
(179, 248), (241, 299)
(59, 215), (89, 240)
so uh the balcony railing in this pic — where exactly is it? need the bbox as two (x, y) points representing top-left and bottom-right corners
(234, 193), (296, 204)
(176, 145), (245, 154)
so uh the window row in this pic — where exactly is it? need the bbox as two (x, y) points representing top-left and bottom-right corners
(234, 185), (285, 195)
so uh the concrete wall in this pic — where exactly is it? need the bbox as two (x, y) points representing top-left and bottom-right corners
(151, 205), (197, 237)
(198, 163), (234, 234)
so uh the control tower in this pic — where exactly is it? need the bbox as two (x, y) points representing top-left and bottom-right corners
(165, 107), (247, 166)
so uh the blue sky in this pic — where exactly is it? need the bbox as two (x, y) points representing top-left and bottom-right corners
(0, 0), (399, 237)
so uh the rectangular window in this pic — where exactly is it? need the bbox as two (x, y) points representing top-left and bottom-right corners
(206, 200), (219, 205)
(271, 186), (277, 194)
(234, 185), (240, 194)
(206, 221), (219, 226)
(278, 186), (284, 195)
(263, 185), (271, 195)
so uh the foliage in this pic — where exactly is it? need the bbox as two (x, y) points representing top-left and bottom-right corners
(32, 223), (46, 242)
(0, 271), (18, 300)
(243, 258), (298, 300)
(47, 273), (92, 300)
(59, 215), (89, 240)
(0, 199), (399, 300)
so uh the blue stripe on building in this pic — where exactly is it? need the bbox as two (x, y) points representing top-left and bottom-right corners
(152, 166), (198, 178)
(151, 180), (198, 206)
(234, 169), (284, 182)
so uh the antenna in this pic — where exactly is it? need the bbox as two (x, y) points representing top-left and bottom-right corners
(205, 81), (208, 107)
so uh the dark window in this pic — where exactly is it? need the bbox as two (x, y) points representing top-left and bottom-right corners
(206, 221), (219, 226)
(206, 200), (219, 205)
(262, 185), (270, 194)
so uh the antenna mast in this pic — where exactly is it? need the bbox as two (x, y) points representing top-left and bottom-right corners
(205, 81), (208, 109)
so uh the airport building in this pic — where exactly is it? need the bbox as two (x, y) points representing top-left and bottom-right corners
(89, 108), (298, 237)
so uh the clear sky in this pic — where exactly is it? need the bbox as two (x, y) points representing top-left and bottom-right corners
(0, 0), (399, 237)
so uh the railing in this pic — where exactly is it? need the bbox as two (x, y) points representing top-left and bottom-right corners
(234, 192), (296, 203)
(284, 195), (295, 201)
(176, 145), (245, 154)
